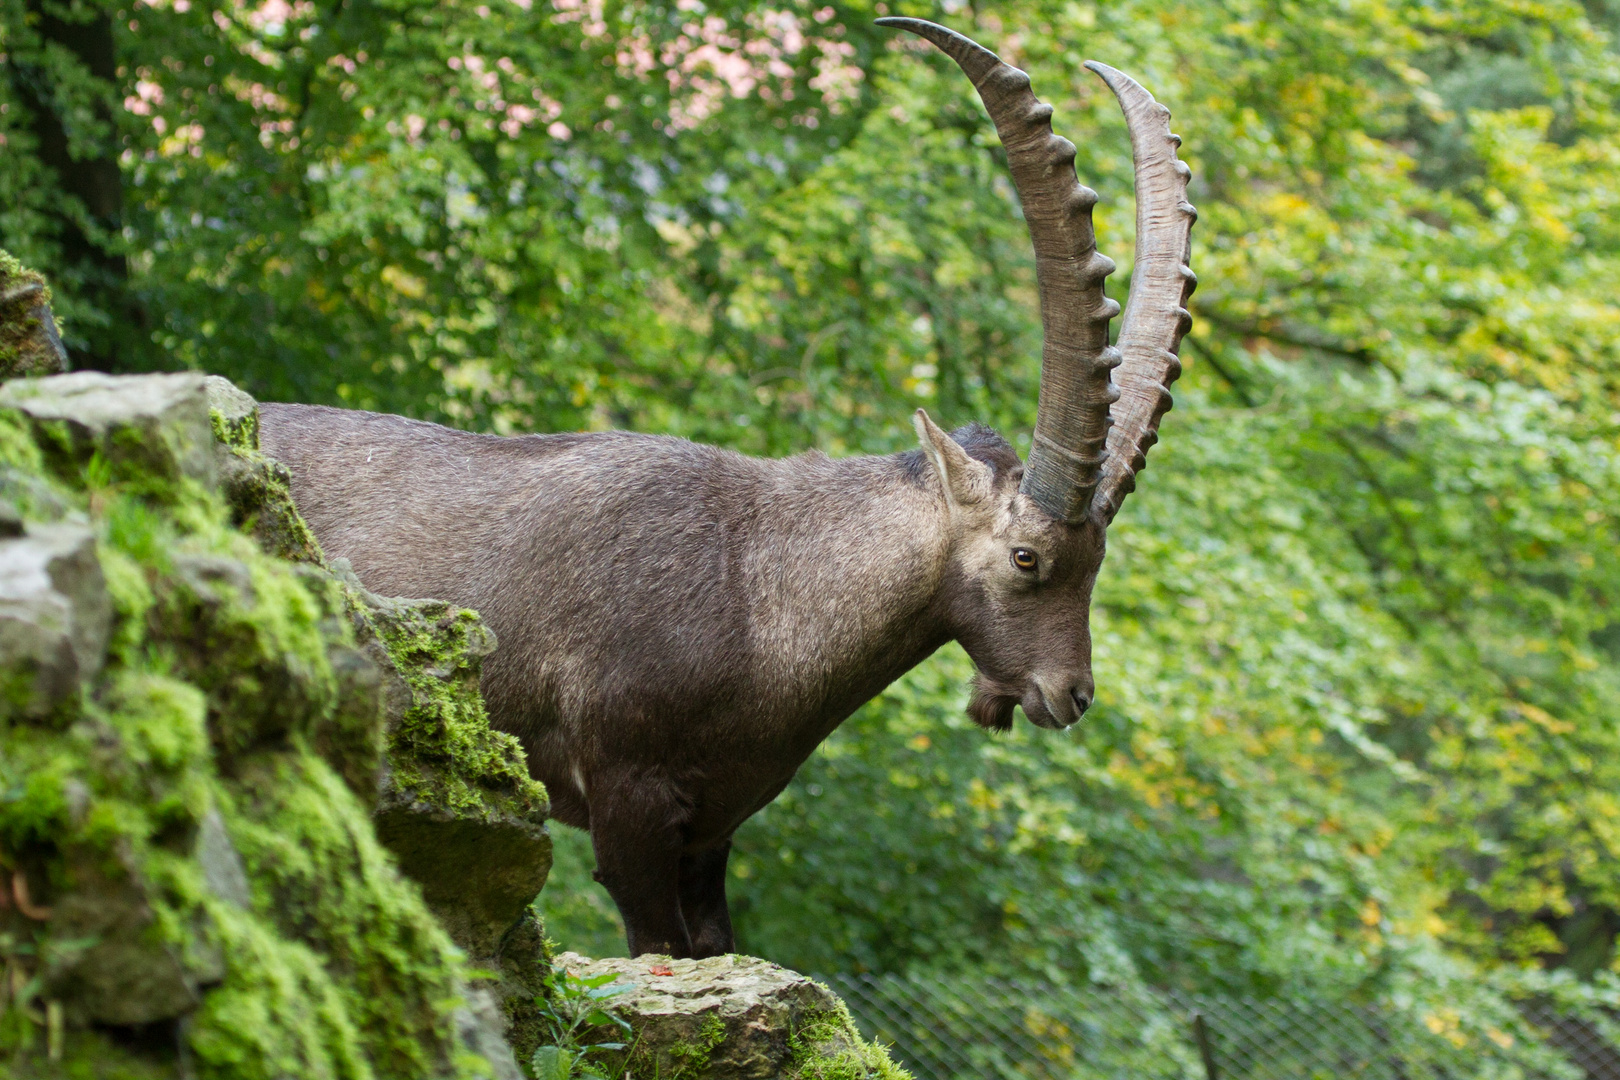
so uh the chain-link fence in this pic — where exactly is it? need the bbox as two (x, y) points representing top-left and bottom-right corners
(820, 974), (1620, 1080)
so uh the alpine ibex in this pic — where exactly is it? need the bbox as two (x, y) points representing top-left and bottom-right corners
(260, 19), (1196, 959)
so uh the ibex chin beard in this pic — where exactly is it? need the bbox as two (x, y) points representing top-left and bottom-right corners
(968, 672), (1022, 732)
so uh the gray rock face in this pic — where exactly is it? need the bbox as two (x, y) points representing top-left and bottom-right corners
(196, 807), (252, 911)
(456, 986), (526, 1080)
(554, 953), (904, 1080)
(374, 801), (552, 959)
(0, 370), (216, 487)
(0, 464), (70, 522)
(0, 273), (69, 378)
(0, 520), (110, 718)
(47, 839), (226, 1026)
(203, 374), (257, 432)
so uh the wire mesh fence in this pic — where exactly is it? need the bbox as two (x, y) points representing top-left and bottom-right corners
(820, 974), (1620, 1080)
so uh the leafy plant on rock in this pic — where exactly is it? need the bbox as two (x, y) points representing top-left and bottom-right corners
(530, 966), (634, 1080)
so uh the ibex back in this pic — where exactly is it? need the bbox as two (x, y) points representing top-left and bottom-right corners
(260, 19), (1196, 959)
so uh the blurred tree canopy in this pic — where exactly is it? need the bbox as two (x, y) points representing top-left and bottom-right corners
(8, 0), (1620, 1009)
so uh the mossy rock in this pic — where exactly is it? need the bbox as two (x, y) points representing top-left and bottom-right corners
(0, 369), (523, 1078)
(206, 375), (323, 565)
(0, 250), (68, 378)
(342, 574), (553, 1056)
(206, 374), (553, 1057)
(553, 953), (911, 1080)
(0, 371), (216, 492)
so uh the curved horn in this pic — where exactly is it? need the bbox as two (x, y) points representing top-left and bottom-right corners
(878, 17), (1120, 523)
(1085, 62), (1197, 523)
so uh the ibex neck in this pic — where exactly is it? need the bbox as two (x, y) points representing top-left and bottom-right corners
(738, 449), (954, 730)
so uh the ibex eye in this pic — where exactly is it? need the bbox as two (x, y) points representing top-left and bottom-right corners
(1011, 548), (1038, 572)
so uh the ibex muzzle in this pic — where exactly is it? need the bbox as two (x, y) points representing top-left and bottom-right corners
(260, 20), (1195, 959)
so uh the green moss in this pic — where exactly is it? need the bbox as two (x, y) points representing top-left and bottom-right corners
(210, 405), (323, 564)
(0, 407), (44, 473)
(787, 1001), (912, 1080)
(0, 250), (65, 379)
(152, 545), (339, 762)
(0, 373), (489, 1078)
(188, 902), (376, 1080)
(208, 400), (257, 453)
(367, 598), (545, 819)
(0, 249), (42, 300)
(664, 1013), (727, 1079)
(201, 749), (462, 1080)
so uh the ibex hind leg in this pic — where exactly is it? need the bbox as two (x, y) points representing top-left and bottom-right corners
(678, 839), (735, 959)
(587, 772), (693, 958)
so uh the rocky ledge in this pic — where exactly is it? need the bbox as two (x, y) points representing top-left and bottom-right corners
(553, 953), (907, 1080)
(0, 365), (546, 1078)
(0, 273), (550, 1076)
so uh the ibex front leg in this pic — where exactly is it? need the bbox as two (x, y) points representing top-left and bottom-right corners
(679, 839), (735, 958)
(588, 770), (693, 957)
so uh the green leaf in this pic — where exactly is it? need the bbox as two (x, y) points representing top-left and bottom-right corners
(530, 1045), (575, 1080)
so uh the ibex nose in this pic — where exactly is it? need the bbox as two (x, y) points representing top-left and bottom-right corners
(1070, 688), (1091, 717)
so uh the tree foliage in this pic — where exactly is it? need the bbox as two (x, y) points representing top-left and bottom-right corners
(8, 0), (1620, 1005)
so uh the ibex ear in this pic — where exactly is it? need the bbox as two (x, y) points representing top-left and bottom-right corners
(913, 409), (992, 512)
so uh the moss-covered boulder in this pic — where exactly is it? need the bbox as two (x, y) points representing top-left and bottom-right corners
(354, 584), (552, 952)
(553, 953), (910, 1080)
(0, 368), (528, 1078)
(0, 252), (68, 378)
(202, 373), (553, 1054)
(0, 371), (217, 490)
(205, 375), (323, 565)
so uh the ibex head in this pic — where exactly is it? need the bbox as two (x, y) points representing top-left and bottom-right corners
(883, 19), (1197, 731)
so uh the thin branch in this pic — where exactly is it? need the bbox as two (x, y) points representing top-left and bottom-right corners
(1201, 309), (1383, 368)
(1182, 336), (1256, 407)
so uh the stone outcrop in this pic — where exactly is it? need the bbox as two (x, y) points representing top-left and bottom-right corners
(204, 371), (554, 1053)
(0, 519), (110, 718)
(349, 577), (553, 962)
(0, 252), (68, 378)
(0, 340), (546, 1075)
(554, 953), (909, 1080)
(344, 571), (555, 1059)
(0, 370), (217, 487)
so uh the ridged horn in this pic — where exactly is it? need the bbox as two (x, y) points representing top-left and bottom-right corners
(878, 17), (1120, 523)
(1085, 62), (1197, 523)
